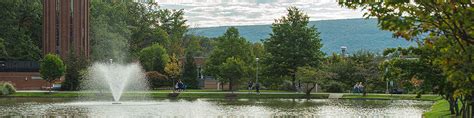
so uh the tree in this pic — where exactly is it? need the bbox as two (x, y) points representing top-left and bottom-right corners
(39, 54), (66, 93)
(90, 0), (136, 62)
(139, 44), (169, 73)
(205, 27), (255, 91)
(182, 53), (199, 89)
(262, 7), (324, 91)
(219, 57), (250, 92)
(164, 54), (182, 89)
(0, 38), (7, 58)
(0, 0), (42, 60)
(158, 9), (188, 56)
(62, 51), (88, 91)
(339, 1), (473, 116)
(296, 66), (334, 96)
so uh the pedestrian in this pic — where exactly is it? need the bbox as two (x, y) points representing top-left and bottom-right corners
(255, 83), (260, 95)
(174, 82), (179, 93)
(177, 80), (184, 92)
(353, 83), (359, 93)
(247, 81), (253, 94)
(359, 82), (364, 94)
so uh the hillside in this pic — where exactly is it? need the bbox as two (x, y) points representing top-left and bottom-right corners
(189, 18), (416, 54)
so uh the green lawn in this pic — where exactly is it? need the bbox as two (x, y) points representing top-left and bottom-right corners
(342, 94), (441, 101)
(6, 91), (326, 99)
(423, 99), (454, 118)
(152, 89), (292, 93)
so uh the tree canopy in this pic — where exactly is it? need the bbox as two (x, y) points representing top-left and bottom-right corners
(262, 7), (324, 90)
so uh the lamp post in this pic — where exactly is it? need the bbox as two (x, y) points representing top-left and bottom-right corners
(256, 57), (259, 85)
(384, 60), (389, 94)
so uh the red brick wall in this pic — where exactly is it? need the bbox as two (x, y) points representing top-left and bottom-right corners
(0, 72), (49, 90)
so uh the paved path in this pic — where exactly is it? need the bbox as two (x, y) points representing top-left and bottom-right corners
(328, 93), (343, 99)
(17, 90), (308, 94)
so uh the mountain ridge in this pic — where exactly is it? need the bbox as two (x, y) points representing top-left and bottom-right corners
(189, 18), (416, 54)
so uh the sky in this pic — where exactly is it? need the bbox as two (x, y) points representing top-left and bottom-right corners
(157, 0), (366, 28)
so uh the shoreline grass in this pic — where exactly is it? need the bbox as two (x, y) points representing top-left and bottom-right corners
(423, 99), (453, 118)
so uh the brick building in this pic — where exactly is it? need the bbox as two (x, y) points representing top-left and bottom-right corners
(43, 0), (90, 58)
(0, 0), (90, 90)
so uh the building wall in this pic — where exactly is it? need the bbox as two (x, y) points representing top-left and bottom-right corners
(43, 0), (90, 59)
(0, 72), (48, 90)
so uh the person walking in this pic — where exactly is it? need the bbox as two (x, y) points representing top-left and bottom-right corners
(353, 83), (359, 94)
(177, 80), (185, 92)
(247, 81), (253, 94)
(255, 83), (260, 95)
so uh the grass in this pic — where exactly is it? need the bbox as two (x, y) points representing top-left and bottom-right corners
(152, 89), (291, 93)
(342, 94), (441, 101)
(423, 99), (453, 118)
(6, 91), (326, 99)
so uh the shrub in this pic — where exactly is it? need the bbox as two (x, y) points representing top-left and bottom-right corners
(0, 82), (16, 95)
(146, 71), (170, 89)
(321, 81), (345, 93)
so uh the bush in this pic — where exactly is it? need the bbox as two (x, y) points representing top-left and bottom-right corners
(0, 82), (16, 95)
(146, 71), (170, 89)
(321, 81), (345, 93)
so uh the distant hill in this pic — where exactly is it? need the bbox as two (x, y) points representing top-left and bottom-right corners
(189, 18), (416, 54)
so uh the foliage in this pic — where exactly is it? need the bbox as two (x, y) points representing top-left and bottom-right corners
(62, 52), (89, 91)
(0, 82), (16, 96)
(262, 7), (324, 91)
(40, 54), (66, 92)
(138, 44), (169, 73)
(296, 66), (334, 96)
(164, 54), (182, 84)
(204, 27), (255, 90)
(320, 80), (345, 93)
(339, 1), (473, 116)
(219, 57), (251, 91)
(0, 0), (42, 60)
(182, 53), (199, 89)
(158, 9), (188, 56)
(146, 71), (170, 89)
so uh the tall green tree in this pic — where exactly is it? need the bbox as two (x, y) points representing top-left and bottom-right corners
(219, 57), (251, 92)
(138, 44), (169, 73)
(90, 0), (131, 62)
(262, 7), (324, 91)
(205, 27), (255, 90)
(339, 1), (474, 116)
(158, 9), (188, 57)
(62, 51), (89, 91)
(182, 53), (199, 89)
(0, 0), (42, 60)
(39, 54), (66, 93)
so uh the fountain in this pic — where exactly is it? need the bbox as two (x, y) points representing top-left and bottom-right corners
(84, 60), (148, 103)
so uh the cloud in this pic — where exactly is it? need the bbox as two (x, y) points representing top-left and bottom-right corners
(157, 0), (365, 27)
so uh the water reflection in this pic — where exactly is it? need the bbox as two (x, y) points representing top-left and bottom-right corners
(0, 98), (432, 117)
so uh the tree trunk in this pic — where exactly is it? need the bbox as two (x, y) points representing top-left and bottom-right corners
(291, 74), (296, 91)
(229, 79), (233, 93)
(448, 94), (457, 115)
(471, 92), (474, 118)
(49, 82), (52, 93)
(305, 83), (316, 97)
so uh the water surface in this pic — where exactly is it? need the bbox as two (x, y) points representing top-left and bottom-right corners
(0, 98), (432, 117)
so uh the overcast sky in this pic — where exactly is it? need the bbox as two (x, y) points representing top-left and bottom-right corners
(157, 0), (365, 28)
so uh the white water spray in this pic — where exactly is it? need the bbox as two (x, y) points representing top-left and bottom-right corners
(86, 62), (148, 102)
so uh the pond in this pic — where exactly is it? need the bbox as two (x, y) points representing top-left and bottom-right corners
(0, 98), (432, 117)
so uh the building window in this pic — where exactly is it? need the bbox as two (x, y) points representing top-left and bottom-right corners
(32, 76), (43, 80)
